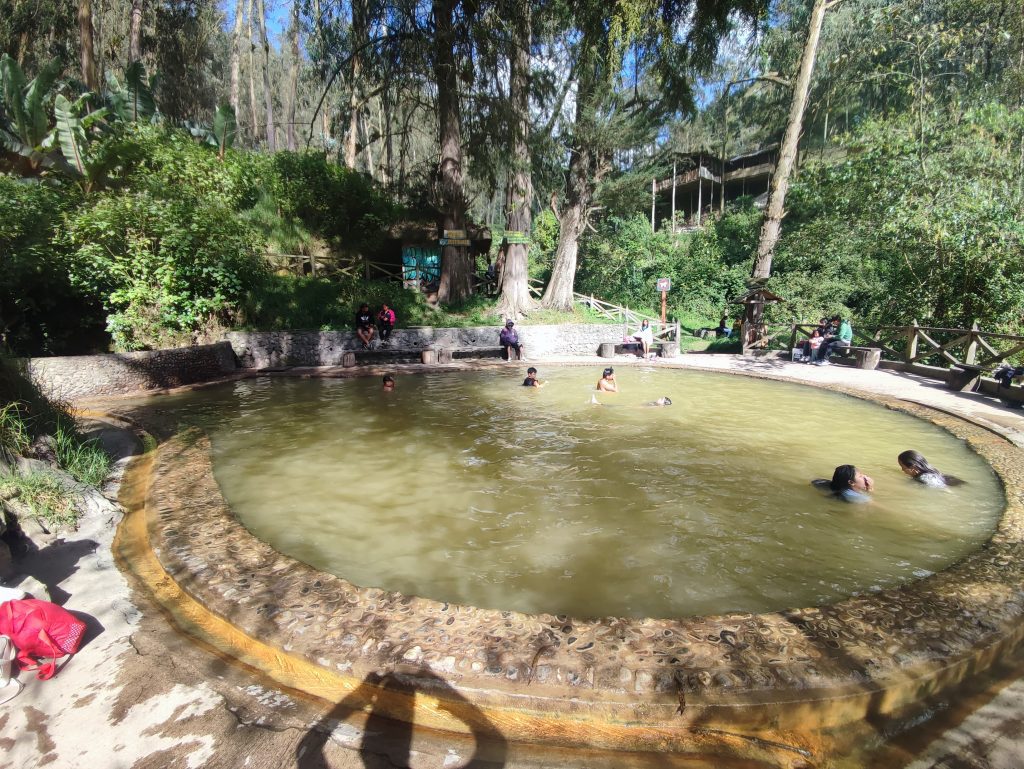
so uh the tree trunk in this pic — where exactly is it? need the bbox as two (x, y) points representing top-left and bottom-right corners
(750, 0), (830, 281)
(344, 0), (367, 168)
(78, 0), (98, 91)
(542, 59), (598, 312)
(496, 0), (534, 319)
(257, 0), (275, 151)
(229, 0), (245, 120)
(434, 0), (472, 304)
(129, 0), (144, 64)
(247, 0), (261, 145)
(285, 0), (300, 151)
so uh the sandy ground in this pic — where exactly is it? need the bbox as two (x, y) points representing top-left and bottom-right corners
(2, 353), (1024, 769)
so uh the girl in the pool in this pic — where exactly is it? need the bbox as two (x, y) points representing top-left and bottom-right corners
(897, 450), (964, 488)
(813, 464), (874, 503)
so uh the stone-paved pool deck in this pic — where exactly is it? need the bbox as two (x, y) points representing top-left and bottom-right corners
(3, 353), (1024, 769)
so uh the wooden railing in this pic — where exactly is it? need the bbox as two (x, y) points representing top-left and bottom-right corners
(772, 322), (1024, 370)
(525, 280), (680, 341)
(265, 253), (403, 281)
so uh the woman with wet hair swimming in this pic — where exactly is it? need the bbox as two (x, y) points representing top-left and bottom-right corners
(897, 450), (964, 488)
(813, 464), (874, 503)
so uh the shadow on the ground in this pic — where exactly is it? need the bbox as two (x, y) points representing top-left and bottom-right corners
(296, 670), (508, 769)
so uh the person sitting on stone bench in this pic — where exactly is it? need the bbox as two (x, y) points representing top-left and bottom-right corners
(632, 319), (654, 357)
(813, 315), (853, 366)
(355, 303), (376, 349)
(376, 303), (396, 348)
(500, 320), (525, 361)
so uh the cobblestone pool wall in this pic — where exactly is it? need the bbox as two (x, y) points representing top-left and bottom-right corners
(225, 324), (621, 368)
(20, 342), (237, 401)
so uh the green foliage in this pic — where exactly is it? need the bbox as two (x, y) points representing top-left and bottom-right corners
(528, 209), (559, 284)
(0, 471), (79, 529)
(573, 213), (748, 322)
(0, 55), (61, 170)
(769, 105), (1024, 331)
(266, 152), (397, 253)
(62, 190), (266, 349)
(0, 356), (111, 488)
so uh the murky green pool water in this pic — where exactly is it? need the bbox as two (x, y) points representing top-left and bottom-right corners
(139, 367), (1003, 619)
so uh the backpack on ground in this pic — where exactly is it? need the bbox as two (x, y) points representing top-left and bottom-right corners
(0, 599), (87, 680)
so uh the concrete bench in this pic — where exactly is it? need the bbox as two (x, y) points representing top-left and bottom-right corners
(349, 346), (505, 366)
(828, 345), (881, 370)
(947, 363), (986, 392)
(600, 342), (679, 359)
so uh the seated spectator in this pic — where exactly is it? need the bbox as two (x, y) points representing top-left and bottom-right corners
(522, 366), (545, 388)
(499, 320), (525, 361)
(355, 303), (376, 349)
(633, 319), (654, 357)
(814, 315), (853, 365)
(800, 329), (824, 362)
(716, 316), (731, 338)
(377, 303), (396, 347)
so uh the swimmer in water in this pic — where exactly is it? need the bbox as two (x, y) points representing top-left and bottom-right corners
(812, 464), (874, 503)
(897, 450), (964, 487)
(522, 367), (545, 388)
(596, 367), (618, 393)
(647, 396), (672, 406)
(382, 374), (395, 391)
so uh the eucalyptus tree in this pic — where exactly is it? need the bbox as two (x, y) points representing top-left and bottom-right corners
(541, 0), (766, 311)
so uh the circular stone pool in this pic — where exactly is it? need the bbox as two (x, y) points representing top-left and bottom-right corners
(132, 367), (1002, 619)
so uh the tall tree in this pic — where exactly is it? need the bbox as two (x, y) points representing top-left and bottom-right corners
(495, 0), (535, 319)
(229, 0), (245, 120)
(256, 0), (275, 151)
(344, 0), (368, 168)
(542, 0), (765, 310)
(434, 0), (472, 304)
(129, 0), (144, 64)
(751, 0), (840, 281)
(285, 0), (300, 151)
(247, 0), (260, 144)
(77, 0), (98, 90)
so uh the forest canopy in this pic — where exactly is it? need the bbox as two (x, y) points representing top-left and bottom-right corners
(1, 0), (1021, 355)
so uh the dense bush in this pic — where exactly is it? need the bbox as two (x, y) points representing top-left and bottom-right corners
(0, 176), (103, 355)
(241, 275), (441, 331)
(567, 212), (749, 322)
(768, 105), (1024, 331)
(62, 191), (266, 350)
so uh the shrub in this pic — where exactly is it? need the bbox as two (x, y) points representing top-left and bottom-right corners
(63, 190), (266, 350)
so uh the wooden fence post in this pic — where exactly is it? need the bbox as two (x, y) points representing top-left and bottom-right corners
(788, 324), (798, 353)
(905, 320), (919, 363)
(965, 320), (979, 365)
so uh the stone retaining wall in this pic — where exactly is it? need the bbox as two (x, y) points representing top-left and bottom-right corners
(20, 342), (237, 401)
(225, 324), (620, 369)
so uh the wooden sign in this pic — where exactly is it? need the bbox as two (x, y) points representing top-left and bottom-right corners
(440, 238), (471, 246)
(656, 278), (671, 292)
(504, 230), (530, 245)
(443, 229), (467, 239)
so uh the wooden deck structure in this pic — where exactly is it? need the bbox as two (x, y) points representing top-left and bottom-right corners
(651, 147), (778, 231)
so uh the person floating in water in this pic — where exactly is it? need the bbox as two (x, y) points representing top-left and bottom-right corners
(382, 374), (395, 391)
(813, 464), (874, 503)
(646, 396), (672, 406)
(897, 450), (964, 488)
(596, 367), (618, 393)
(522, 367), (545, 388)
